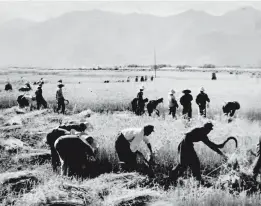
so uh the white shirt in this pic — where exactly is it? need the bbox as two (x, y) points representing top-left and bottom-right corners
(121, 127), (149, 152)
(168, 94), (176, 107)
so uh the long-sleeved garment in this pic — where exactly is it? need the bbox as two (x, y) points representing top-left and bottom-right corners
(196, 92), (210, 117)
(180, 94), (193, 119)
(168, 94), (179, 118)
(222, 102), (239, 117)
(171, 127), (224, 181)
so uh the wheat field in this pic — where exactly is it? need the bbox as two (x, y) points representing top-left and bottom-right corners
(1, 67), (261, 206)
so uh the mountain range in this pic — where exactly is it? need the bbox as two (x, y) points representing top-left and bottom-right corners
(0, 7), (261, 68)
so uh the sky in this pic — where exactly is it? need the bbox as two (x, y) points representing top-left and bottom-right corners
(0, 0), (261, 23)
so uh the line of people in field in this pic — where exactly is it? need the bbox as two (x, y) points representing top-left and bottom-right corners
(135, 86), (240, 121)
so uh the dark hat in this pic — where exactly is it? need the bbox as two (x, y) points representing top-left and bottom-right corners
(144, 124), (154, 132)
(58, 79), (63, 83)
(182, 89), (191, 94)
(58, 83), (64, 88)
(204, 122), (214, 130)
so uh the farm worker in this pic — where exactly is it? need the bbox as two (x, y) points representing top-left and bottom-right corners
(54, 135), (98, 177)
(180, 89), (193, 120)
(170, 122), (229, 183)
(115, 125), (155, 177)
(56, 81), (65, 114)
(136, 85), (145, 115)
(222, 101), (240, 117)
(252, 136), (261, 180)
(168, 89), (179, 119)
(35, 85), (47, 109)
(46, 121), (93, 172)
(196, 87), (210, 118)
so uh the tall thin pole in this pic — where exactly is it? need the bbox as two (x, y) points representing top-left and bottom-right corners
(154, 47), (157, 78)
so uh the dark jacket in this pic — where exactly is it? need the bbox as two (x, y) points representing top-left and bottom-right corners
(180, 94), (193, 107)
(35, 88), (43, 100)
(137, 91), (143, 100)
(196, 92), (210, 107)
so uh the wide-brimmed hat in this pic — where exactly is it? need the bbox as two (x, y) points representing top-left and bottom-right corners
(58, 83), (64, 87)
(182, 89), (191, 94)
(58, 79), (62, 83)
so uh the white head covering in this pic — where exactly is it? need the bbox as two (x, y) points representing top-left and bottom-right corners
(140, 85), (145, 90)
(200, 87), (205, 92)
(169, 89), (175, 95)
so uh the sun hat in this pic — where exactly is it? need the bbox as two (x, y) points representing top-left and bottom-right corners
(182, 89), (191, 94)
(140, 85), (145, 90)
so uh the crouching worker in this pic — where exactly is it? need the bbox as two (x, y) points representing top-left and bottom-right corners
(55, 135), (98, 178)
(115, 125), (155, 177)
(170, 123), (230, 183)
(222, 101), (240, 122)
(46, 122), (92, 173)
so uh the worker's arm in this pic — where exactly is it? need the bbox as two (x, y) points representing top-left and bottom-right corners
(147, 143), (153, 154)
(196, 95), (200, 105)
(206, 94), (210, 102)
(202, 137), (227, 159)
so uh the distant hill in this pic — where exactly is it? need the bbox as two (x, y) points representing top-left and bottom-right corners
(0, 7), (261, 68)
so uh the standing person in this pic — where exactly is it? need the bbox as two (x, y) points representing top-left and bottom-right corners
(196, 87), (210, 118)
(168, 89), (179, 119)
(115, 125), (155, 177)
(56, 81), (65, 114)
(136, 85), (145, 115)
(180, 89), (193, 120)
(170, 123), (230, 183)
(35, 85), (47, 109)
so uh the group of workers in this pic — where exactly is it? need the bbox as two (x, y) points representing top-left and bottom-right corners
(11, 78), (261, 186)
(136, 86), (240, 121)
(16, 79), (66, 114)
(46, 118), (261, 184)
